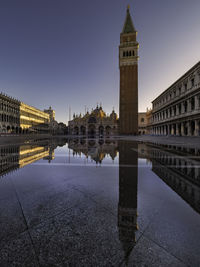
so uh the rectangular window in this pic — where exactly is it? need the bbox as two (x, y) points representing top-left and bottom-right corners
(191, 78), (194, 87)
(184, 83), (187, 91)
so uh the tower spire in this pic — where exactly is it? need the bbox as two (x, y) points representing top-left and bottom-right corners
(122, 6), (136, 34)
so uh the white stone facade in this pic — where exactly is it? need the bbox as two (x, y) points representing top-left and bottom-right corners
(151, 61), (200, 136)
(0, 93), (50, 134)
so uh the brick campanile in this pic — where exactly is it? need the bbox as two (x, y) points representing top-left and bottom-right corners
(119, 6), (139, 135)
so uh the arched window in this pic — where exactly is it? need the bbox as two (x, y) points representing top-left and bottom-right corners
(141, 118), (144, 122)
(129, 51), (131, 56)
(123, 51), (125, 57)
(132, 51), (135, 56)
(126, 51), (128, 57)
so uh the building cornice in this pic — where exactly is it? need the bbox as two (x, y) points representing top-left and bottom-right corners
(152, 61), (200, 104)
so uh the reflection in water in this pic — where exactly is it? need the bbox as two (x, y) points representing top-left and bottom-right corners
(68, 138), (139, 263)
(118, 141), (138, 264)
(2, 138), (199, 218)
(1, 138), (200, 263)
(68, 138), (200, 260)
(67, 138), (118, 163)
(147, 145), (200, 214)
(0, 138), (67, 178)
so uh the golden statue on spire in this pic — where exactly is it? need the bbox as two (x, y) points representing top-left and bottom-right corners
(127, 4), (130, 10)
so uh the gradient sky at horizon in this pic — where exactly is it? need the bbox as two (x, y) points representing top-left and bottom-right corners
(0, 0), (200, 123)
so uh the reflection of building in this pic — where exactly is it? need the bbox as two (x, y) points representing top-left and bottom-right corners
(68, 105), (118, 137)
(119, 6), (139, 135)
(0, 139), (67, 177)
(149, 145), (200, 213)
(0, 145), (20, 176)
(137, 142), (200, 214)
(67, 138), (139, 262)
(118, 141), (138, 264)
(67, 138), (118, 163)
(19, 145), (52, 168)
(151, 61), (200, 136)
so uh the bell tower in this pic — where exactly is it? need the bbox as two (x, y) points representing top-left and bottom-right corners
(119, 6), (139, 135)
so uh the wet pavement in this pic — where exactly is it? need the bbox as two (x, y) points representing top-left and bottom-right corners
(0, 138), (200, 266)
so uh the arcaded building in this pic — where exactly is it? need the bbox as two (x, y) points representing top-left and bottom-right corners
(0, 93), (51, 134)
(68, 106), (118, 136)
(20, 102), (50, 134)
(0, 93), (20, 134)
(119, 6), (139, 135)
(151, 61), (200, 136)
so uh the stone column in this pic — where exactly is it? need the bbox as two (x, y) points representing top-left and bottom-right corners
(181, 122), (184, 136)
(181, 102), (184, 114)
(187, 121), (192, 136)
(175, 124), (178, 136)
(188, 99), (191, 113)
(172, 108), (174, 117)
(176, 123), (181, 136)
(195, 120), (200, 136)
(171, 124), (175, 135)
(164, 126), (166, 135)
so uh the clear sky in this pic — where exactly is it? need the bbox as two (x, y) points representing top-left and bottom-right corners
(0, 0), (200, 124)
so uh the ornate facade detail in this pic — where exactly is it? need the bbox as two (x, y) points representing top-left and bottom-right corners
(68, 105), (118, 136)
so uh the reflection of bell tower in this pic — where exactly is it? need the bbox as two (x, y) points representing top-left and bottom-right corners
(119, 6), (139, 135)
(118, 140), (138, 264)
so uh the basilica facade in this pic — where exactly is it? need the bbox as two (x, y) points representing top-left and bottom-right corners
(68, 106), (118, 137)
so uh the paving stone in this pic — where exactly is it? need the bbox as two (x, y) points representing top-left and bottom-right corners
(0, 231), (39, 267)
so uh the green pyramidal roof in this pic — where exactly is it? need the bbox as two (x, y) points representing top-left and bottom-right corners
(122, 7), (136, 34)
